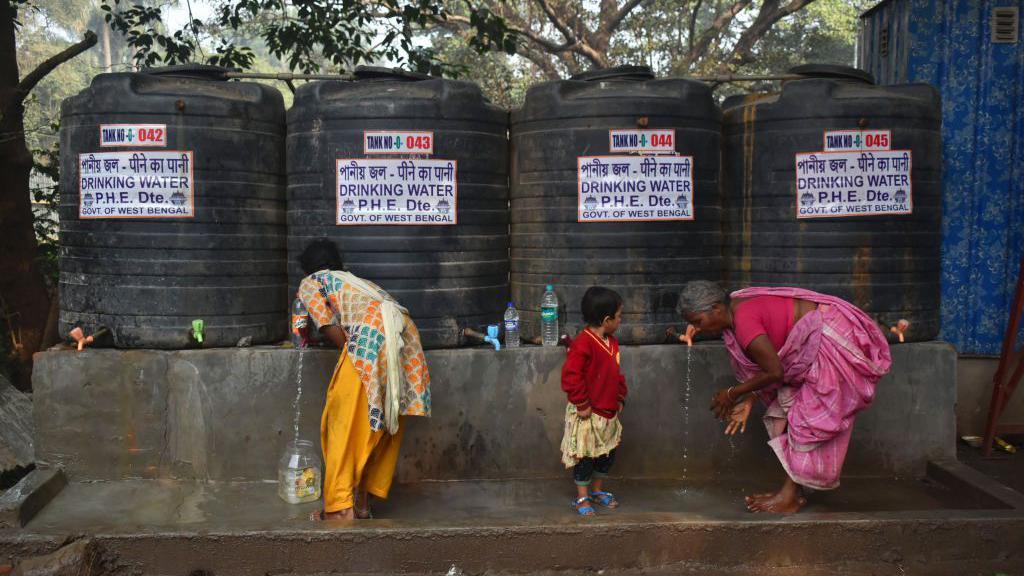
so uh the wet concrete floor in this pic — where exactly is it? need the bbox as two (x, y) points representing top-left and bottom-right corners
(27, 474), (994, 534)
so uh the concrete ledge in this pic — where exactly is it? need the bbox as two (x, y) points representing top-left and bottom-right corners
(927, 459), (1024, 510)
(0, 469), (66, 529)
(32, 342), (956, 482)
(57, 514), (1024, 575)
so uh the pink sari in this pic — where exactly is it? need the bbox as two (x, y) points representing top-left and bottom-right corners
(723, 287), (892, 490)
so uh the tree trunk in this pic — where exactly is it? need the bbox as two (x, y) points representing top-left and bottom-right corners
(102, 24), (112, 71)
(0, 1), (52, 391)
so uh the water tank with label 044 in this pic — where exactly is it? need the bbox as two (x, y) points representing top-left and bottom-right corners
(287, 66), (509, 349)
(59, 64), (288, 348)
(722, 64), (942, 341)
(510, 65), (722, 344)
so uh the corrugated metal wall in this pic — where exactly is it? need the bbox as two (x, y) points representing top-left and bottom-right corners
(860, 0), (1024, 355)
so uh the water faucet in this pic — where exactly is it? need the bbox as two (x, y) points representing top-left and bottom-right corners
(461, 326), (501, 350)
(68, 326), (108, 351)
(890, 319), (909, 343)
(665, 325), (696, 346)
(683, 324), (697, 347)
(483, 324), (501, 351)
(191, 319), (205, 344)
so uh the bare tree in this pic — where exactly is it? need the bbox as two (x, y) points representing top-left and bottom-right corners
(1, 0), (96, 389)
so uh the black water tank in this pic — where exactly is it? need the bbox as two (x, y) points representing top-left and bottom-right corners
(510, 66), (722, 344)
(59, 64), (287, 348)
(722, 64), (942, 341)
(287, 67), (509, 348)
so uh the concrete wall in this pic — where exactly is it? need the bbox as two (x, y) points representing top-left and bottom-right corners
(31, 342), (956, 483)
(956, 356), (1024, 436)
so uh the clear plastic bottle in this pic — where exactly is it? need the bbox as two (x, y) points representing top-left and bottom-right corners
(503, 301), (520, 349)
(541, 284), (559, 347)
(278, 439), (322, 504)
(290, 297), (308, 348)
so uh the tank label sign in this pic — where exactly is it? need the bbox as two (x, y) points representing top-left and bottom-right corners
(823, 129), (891, 152)
(99, 124), (167, 147)
(608, 129), (675, 154)
(78, 151), (194, 219)
(336, 158), (457, 225)
(795, 150), (912, 218)
(363, 131), (434, 155)
(577, 155), (694, 222)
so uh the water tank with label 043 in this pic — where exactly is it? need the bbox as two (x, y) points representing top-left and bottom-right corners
(722, 64), (942, 341)
(59, 64), (288, 348)
(287, 66), (509, 348)
(510, 65), (722, 343)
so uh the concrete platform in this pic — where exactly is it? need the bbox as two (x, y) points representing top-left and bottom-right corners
(31, 342), (956, 483)
(3, 460), (1024, 575)
(12, 342), (1015, 574)
(18, 475), (1014, 534)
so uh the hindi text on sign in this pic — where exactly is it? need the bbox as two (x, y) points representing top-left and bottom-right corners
(577, 155), (695, 222)
(79, 151), (194, 219)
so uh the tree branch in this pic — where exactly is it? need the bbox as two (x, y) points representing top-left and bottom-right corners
(687, 0), (704, 53)
(518, 43), (562, 80)
(604, 0), (647, 37)
(531, 0), (577, 44)
(10, 31), (97, 113)
(520, 0), (606, 68)
(574, 41), (608, 67)
(682, 0), (750, 69)
(722, 0), (817, 71)
(442, 8), (579, 54)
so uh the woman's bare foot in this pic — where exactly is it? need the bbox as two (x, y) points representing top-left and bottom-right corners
(310, 508), (355, 521)
(745, 478), (805, 514)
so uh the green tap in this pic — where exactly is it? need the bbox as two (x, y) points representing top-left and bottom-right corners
(191, 319), (205, 344)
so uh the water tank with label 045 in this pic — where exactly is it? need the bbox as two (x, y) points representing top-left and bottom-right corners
(286, 66), (509, 348)
(722, 64), (942, 341)
(59, 64), (288, 348)
(510, 65), (722, 344)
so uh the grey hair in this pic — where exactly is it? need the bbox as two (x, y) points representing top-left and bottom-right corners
(676, 280), (729, 317)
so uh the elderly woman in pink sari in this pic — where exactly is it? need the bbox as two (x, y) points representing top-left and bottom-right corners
(676, 281), (892, 514)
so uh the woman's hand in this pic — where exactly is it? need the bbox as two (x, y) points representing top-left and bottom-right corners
(320, 325), (348, 350)
(577, 406), (592, 419)
(710, 387), (735, 421)
(725, 395), (754, 435)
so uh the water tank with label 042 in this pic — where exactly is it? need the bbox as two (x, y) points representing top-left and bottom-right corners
(59, 64), (288, 348)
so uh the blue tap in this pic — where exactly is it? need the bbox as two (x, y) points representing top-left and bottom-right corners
(483, 324), (501, 351)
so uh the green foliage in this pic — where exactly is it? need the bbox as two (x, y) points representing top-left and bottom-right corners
(102, 0), (255, 69)
(435, 38), (531, 109)
(468, 7), (517, 55)
(30, 132), (60, 288)
(100, 0), (515, 75)
(14, 0), (98, 286)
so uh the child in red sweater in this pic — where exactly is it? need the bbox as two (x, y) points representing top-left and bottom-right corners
(560, 286), (627, 516)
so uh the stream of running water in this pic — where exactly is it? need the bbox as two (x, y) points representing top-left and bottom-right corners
(679, 344), (692, 494)
(292, 346), (305, 444)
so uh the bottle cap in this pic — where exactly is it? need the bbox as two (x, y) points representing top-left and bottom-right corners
(507, 301), (515, 307)
(546, 284), (553, 291)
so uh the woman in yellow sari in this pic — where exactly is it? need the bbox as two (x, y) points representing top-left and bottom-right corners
(293, 240), (431, 521)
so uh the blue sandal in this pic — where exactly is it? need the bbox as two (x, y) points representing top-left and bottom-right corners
(571, 496), (595, 516)
(590, 491), (619, 508)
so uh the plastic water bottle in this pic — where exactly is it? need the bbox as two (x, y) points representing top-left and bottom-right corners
(503, 302), (520, 349)
(541, 285), (559, 347)
(291, 298), (308, 348)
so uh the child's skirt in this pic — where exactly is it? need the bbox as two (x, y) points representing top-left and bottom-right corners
(560, 403), (623, 468)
